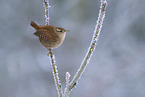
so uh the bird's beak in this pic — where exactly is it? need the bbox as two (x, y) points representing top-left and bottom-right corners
(65, 30), (69, 32)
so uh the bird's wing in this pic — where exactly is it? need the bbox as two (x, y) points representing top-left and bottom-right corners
(34, 29), (57, 42)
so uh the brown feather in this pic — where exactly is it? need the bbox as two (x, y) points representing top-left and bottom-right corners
(30, 21), (39, 30)
(34, 29), (58, 42)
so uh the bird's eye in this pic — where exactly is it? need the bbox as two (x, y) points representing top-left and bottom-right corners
(56, 29), (62, 32)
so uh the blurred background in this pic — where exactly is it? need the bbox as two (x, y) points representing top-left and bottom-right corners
(0, 0), (145, 97)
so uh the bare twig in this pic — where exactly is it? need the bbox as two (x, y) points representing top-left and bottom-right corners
(64, 0), (107, 96)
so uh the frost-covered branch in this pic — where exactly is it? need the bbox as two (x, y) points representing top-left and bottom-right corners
(68, 0), (107, 94)
(44, 0), (63, 96)
(48, 49), (63, 97)
(64, 72), (71, 97)
(44, 0), (50, 25)
(43, 0), (107, 97)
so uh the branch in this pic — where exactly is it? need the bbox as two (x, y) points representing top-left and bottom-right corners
(64, 72), (71, 97)
(44, 0), (50, 25)
(48, 49), (63, 97)
(44, 1), (63, 97)
(43, 0), (107, 97)
(65, 0), (107, 96)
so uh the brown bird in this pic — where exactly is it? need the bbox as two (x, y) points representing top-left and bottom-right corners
(30, 21), (69, 49)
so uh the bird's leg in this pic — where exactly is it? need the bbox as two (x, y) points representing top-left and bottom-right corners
(47, 48), (53, 55)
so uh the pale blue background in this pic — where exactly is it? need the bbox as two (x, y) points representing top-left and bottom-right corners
(0, 0), (145, 97)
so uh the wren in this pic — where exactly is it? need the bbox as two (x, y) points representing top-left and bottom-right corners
(30, 21), (68, 49)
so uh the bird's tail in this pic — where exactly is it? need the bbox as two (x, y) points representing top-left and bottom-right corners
(30, 21), (39, 30)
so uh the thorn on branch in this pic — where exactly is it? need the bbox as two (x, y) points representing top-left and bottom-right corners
(59, 84), (62, 88)
(70, 82), (77, 90)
